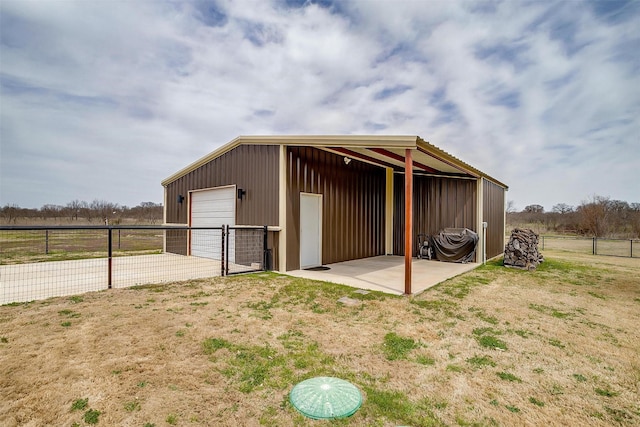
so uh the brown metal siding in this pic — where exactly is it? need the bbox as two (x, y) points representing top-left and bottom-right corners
(483, 179), (506, 259)
(165, 144), (279, 226)
(393, 175), (477, 256)
(164, 144), (279, 257)
(165, 229), (188, 255)
(286, 147), (386, 271)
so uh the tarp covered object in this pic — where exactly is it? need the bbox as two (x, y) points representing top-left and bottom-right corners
(431, 228), (478, 263)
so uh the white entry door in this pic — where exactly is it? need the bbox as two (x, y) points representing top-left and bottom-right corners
(300, 193), (322, 269)
(190, 186), (235, 262)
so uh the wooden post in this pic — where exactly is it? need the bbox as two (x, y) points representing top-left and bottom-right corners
(404, 149), (413, 295)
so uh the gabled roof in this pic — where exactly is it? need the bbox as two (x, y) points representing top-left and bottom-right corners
(161, 135), (508, 189)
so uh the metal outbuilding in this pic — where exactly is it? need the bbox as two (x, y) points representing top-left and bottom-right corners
(161, 135), (508, 294)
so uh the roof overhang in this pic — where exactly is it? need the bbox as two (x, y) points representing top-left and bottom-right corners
(161, 135), (508, 189)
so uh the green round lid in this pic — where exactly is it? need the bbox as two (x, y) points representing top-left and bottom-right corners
(289, 377), (362, 419)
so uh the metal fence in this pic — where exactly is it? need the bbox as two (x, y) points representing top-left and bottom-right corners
(0, 225), (270, 304)
(539, 235), (639, 258)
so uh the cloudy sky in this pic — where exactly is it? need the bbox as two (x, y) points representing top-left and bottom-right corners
(1, 0), (638, 211)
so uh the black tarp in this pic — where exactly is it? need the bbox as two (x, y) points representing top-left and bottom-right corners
(431, 228), (478, 263)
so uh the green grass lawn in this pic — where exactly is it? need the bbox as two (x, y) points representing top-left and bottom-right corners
(1, 250), (639, 426)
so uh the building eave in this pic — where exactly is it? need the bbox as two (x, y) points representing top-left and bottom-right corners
(161, 134), (508, 190)
(161, 135), (419, 186)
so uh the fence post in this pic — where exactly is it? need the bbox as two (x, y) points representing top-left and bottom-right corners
(45, 229), (49, 254)
(631, 240), (634, 258)
(542, 235), (545, 250)
(221, 226), (226, 277)
(263, 225), (268, 271)
(225, 224), (230, 276)
(592, 237), (596, 255)
(108, 227), (113, 289)
(118, 229), (121, 250)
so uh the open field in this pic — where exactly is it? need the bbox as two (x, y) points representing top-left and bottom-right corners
(0, 228), (163, 265)
(539, 235), (639, 258)
(1, 251), (639, 426)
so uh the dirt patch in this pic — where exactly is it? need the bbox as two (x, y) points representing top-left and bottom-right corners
(1, 251), (639, 426)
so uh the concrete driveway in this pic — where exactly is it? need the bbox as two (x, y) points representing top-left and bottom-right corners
(288, 255), (479, 295)
(0, 253), (257, 304)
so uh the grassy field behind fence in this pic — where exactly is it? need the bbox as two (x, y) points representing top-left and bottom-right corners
(3, 229), (638, 267)
(0, 229), (163, 265)
(1, 250), (639, 426)
(540, 236), (639, 258)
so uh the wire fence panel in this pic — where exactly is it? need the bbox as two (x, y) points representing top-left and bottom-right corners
(1, 258), (107, 304)
(540, 236), (594, 254)
(594, 239), (638, 258)
(0, 225), (270, 304)
(111, 228), (223, 288)
(0, 228), (109, 264)
(540, 236), (639, 258)
(228, 226), (268, 275)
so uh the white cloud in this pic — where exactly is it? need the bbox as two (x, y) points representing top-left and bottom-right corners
(1, 0), (638, 210)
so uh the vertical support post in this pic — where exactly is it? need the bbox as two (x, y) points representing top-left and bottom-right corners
(263, 225), (268, 271)
(108, 227), (113, 289)
(118, 229), (121, 250)
(45, 229), (49, 255)
(385, 167), (394, 255)
(278, 145), (288, 272)
(225, 224), (230, 276)
(592, 237), (596, 255)
(542, 236), (545, 250)
(476, 178), (484, 264)
(630, 240), (633, 258)
(221, 226), (226, 276)
(404, 149), (413, 295)
(482, 222), (488, 264)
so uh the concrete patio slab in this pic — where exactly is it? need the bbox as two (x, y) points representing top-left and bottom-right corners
(287, 255), (479, 295)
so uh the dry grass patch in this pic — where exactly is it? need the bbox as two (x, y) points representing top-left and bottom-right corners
(0, 251), (638, 426)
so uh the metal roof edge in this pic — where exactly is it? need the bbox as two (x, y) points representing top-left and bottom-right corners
(161, 135), (508, 189)
(416, 137), (509, 189)
(235, 135), (419, 149)
(162, 135), (419, 186)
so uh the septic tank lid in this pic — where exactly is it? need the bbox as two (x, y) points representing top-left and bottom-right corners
(289, 376), (362, 419)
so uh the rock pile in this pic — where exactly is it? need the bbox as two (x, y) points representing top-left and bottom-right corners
(504, 228), (544, 270)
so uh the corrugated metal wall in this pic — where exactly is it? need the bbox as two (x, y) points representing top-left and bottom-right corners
(164, 144), (279, 226)
(483, 179), (506, 259)
(286, 147), (386, 271)
(164, 144), (280, 257)
(393, 174), (477, 256)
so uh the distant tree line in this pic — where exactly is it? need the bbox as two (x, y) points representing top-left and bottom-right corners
(1, 200), (163, 225)
(508, 195), (640, 238)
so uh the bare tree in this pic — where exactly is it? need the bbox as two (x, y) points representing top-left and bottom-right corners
(523, 204), (544, 214)
(41, 204), (64, 221)
(66, 200), (83, 221)
(631, 203), (640, 238)
(552, 203), (574, 214)
(90, 200), (119, 224)
(578, 195), (610, 237)
(1, 204), (20, 224)
(130, 202), (163, 224)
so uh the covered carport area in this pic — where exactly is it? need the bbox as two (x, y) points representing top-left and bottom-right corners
(314, 136), (506, 295)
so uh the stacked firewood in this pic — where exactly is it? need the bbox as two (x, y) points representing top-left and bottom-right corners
(504, 228), (544, 270)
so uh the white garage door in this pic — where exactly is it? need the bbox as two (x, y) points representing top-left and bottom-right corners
(190, 186), (235, 261)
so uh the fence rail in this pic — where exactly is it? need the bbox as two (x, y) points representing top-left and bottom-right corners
(0, 225), (270, 304)
(539, 235), (639, 258)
